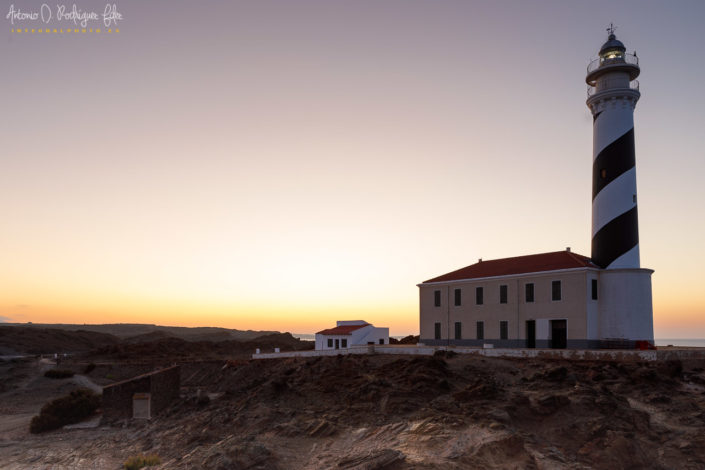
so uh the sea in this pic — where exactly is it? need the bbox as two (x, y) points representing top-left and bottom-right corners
(655, 339), (705, 348)
(292, 334), (705, 348)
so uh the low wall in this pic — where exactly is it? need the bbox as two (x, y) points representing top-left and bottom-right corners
(149, 366), (180, 416)
(102, 365), (180, 419)
(252, 345), (705, 362)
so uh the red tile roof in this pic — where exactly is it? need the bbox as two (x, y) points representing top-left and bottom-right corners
(316, 324), (370, 335)
(423, 251), (597, 284)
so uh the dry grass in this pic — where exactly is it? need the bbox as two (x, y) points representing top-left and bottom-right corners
(123, 454), (161, 469)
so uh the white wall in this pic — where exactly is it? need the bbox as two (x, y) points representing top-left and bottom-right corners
(315, 333), (356, 350)
(598, 268), (654, 341)
(586, 274), (599, 340)
(356, 327), (389, 345)
(536, 319), (550, 341)
(315, 324), (390, 350)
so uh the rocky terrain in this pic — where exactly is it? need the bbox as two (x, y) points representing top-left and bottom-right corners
(2, 348), (705, 469)
(389, 335), (419, 345)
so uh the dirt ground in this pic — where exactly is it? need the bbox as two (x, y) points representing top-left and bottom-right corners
(1, 352), (705, 469)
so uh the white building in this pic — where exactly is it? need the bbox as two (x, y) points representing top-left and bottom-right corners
(315, 320), (389, 351)
(418, 249), (653, 349)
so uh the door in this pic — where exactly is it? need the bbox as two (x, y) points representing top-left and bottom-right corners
(551, 320), (567, 349)
(526, 320), (536, 348)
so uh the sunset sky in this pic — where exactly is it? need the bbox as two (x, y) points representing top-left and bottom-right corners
(2, 0), (704, 337)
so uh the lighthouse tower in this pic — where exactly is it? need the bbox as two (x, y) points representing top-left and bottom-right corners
(586, 26), (654, 345)
(586, 25), (641, 268)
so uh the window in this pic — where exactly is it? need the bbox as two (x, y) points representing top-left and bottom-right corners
(341, 339), (347, 348)
(379, 338), (384, 345)
(600, 168), (607, 179)
(500, 321), (508, 340)
(592, 279), (598, 300)
(552, 280), (562, 301)
(454, 288), (462, 306)
(601, 50), (624, 62)
(434, 322), (441, 340)
(476, 321), (484, 340)
(434, 290), (441, 307)
(500, 285), (508, 304)
(327, 338), (333, 348)
(454, 322), (462, 340)
(476, 287), (484, 305)
(525, 283), (534, 303)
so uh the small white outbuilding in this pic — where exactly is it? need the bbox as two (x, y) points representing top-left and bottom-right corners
(315, 320), (389, 351)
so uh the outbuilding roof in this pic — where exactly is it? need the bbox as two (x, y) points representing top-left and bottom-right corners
(422, 251), (597, 284)
(316, 324), (370, 335)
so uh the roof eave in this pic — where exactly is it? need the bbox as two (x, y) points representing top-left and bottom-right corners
(418, 266), (601, 287)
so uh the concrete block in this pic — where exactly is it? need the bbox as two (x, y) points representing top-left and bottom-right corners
(133, 393), (151, 419)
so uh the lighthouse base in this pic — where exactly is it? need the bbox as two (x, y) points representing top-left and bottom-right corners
(597, 268), (654, 344)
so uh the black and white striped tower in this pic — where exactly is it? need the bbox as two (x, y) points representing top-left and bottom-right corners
(586, 26), (654, 346)
(586, 26), (641, 269)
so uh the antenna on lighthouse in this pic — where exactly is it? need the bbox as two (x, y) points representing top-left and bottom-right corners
(606, 23), (616, 37)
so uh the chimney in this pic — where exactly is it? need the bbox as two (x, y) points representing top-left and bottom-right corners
(478, 258), (482, 263)
(566, 247), (571, 252)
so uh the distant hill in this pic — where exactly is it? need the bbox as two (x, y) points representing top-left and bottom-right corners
(0, 323), (301, 356)
(2, 323), (278, 342)
(89, 332), (314, 360)
(121, 330), (176, 344)
(0, 326), (121, 355)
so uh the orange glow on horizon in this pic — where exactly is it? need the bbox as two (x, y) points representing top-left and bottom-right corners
(1, 300), (419, 336)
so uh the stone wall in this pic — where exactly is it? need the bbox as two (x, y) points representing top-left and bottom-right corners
(102, 365), (180, 419)
(149, 365), (180, 415)
(252, 345), (705, 362)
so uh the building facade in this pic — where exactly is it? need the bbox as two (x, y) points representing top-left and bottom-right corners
(315, 320), (389, 351)
(418, 250), (653, 349)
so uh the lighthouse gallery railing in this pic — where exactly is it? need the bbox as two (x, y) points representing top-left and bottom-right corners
(586, 52), (639, 74)
(587, 79), (639, 97)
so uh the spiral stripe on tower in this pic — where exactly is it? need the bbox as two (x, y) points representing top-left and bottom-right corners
(591, 112), (639, 268)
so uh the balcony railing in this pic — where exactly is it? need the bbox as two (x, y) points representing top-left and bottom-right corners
(587, 79), (639, 97)
(587, 52), (639, 74)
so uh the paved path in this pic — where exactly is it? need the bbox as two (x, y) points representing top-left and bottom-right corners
(71, 374), (103, 393)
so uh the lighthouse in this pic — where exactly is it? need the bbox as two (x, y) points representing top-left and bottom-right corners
(416, 27), (655, 349)
(586, 25), (641, 269)
(586, 26), (654, 345)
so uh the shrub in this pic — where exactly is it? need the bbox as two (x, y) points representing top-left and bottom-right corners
(83, 363), (96, 374)
(123, 454), (161, 470)
(44, 369), (75, 379)
(29, 388), (100, 433)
